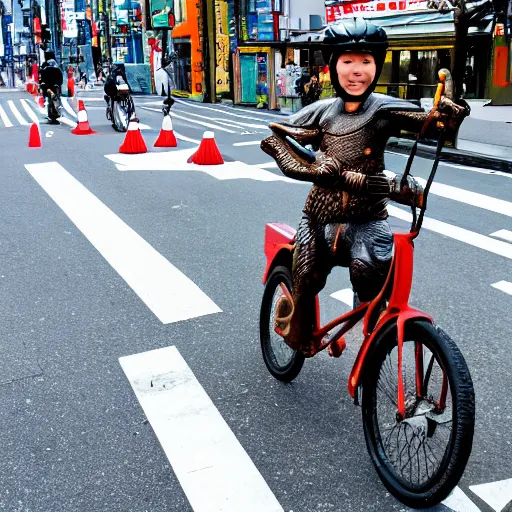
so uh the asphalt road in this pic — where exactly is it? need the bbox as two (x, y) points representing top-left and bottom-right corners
(0, 89), (511, 512)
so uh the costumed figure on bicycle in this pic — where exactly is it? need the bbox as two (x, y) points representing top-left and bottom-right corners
(261, 18), (468, 358)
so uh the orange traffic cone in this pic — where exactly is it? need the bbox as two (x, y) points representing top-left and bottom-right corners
(67, 78), (75, 98)
(187, 131), (224, 165)
(154, 115), (177, 148)
(28, 123), (42, 148)
(37, 94), (45, 108)
(119, 117), (147, 154)
(72, 100), (97, 135)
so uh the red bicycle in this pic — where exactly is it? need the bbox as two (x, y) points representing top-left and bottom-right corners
(259, 76), (475, 508)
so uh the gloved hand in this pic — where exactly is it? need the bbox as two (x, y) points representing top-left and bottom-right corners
(390, 174), (424, 208)
(438, 96), (470, 130)
(366, 174), (424, 207)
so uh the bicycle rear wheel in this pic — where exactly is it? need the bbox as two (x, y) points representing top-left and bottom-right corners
(260, 265), (305, 382)
(362, 320), (475, 508)
(112, 99), (129, 132)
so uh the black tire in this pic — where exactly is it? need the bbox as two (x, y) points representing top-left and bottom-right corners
(112, 99), (129, 132)
(260, 265), (305, 382)
(362, 320), (475, 508)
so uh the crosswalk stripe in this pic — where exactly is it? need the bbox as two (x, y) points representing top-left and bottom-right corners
(387, 205), (512, 260)
(233, 140), (263, 146)
(469, 478), (512, 511)
(7, 100), (29, 125)
(0, 104), (14, 127)
(491, 281), (512, 295)
(59, 117), (77, 127)
(331, 288), (354, 306)
(25, 162), (222, 324)
(61, 97), (78, 118)
(120, 346), (284, 512)
(173, 108), (268, 130)
(491, 230), (512, 243)
(20, 99), (40, 123)
(442, 486), (481, 512)
(140, 106), (237, 134)
(173, 98), (278, 123)
(384, 170), (512, 217)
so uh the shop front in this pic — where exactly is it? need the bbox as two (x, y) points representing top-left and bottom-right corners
(234, 46), (277, 108)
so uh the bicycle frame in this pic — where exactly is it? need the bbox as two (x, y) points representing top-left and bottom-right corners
(262, 77), (449, 419)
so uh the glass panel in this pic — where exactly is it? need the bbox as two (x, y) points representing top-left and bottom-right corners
(240, 53), (257, 103)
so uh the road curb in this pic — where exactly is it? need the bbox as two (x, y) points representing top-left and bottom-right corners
(387, 138), (512, 173)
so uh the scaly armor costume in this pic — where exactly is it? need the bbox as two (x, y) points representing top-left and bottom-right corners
(261, 18), (467, 355)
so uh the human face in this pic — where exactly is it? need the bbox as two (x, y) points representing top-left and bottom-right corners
(336, 52), (376, 97)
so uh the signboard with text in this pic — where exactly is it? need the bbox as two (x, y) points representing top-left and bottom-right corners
(326, 0), (430, 22)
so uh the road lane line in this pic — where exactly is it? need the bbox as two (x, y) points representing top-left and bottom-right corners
(387, 205), (512, 260)
(120, 346), (284, 512)
(0, 105), (14, 127)
(173, 131), (200, 144)
(24, 162), (222, 324)
(470, 478), (512, 511)
(59, 117), (77, 127)
(384, 170), (512, 217)
(7, 100), (29, 125)
(491, 230), (512, 243)
(442, 486), (481, 512)
(20, 99), (40, 123)
(140, 106), (236, 134)
(491, 281), (512, 295)
(258, 162), (278, 169)
(173, 108), (268, 130)
(331, 288), (354, 307)
(233, 141), (263, 147)
(173, 98), (278, 123)
(61, 97), (78, 118)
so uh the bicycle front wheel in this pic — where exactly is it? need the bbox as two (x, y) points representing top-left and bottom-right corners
(362, 320), (475, 509)
(260, 265), (305, 382)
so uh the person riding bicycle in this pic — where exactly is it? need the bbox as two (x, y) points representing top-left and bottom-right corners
(40, 52), (63, 100)
(260, 18), (469, 355)
(104, 63), (130, 102)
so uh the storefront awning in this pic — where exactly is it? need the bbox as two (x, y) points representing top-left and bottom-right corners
(290, 8), (494, 45)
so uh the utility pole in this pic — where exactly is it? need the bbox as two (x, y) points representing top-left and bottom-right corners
(201, 0), (216, 103)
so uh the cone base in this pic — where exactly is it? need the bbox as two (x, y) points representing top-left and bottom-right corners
(187, 138), (224, 165)
(120, 130), (148, 154)
(154, 130), (177, 148)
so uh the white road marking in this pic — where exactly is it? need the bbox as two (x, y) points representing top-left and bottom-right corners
(387, 205), (512, 260)
(20, 99), (40, 123)
(173, 98), (278, 123)
(442, 486), (481, 512)
(7, 100), (29, 125)
(258, 162), (278, 169)
(491, 281), (512, 296)
(119, 346), (284, 512)
(104, 149), (299, 184)
(139, 123), (151, 130)
(161, 110), (236, 134)
(61, 97), (78, 118)
(25, 162), (222, 324)
(173, 131), (200, 144)
(470, 478), (512, 512)
(233, 141), (262, 147)
(384, 170), (512, 217)
(385, 150), (512, 178)
(0, 104), (14, 127)
(330, 288), (354, 307)
(173, 108), (268, 129)
(59, 117), (77, 128)
(491, 230), (512, 243)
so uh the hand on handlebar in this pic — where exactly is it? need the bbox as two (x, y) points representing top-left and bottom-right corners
(366, 174), (424, 208)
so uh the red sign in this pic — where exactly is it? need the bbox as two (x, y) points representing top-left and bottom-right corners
(326, 0), (427, 22)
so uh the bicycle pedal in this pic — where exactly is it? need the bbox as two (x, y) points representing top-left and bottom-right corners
(328, 337), (346, 358)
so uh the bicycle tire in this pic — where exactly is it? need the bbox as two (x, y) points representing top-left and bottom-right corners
(112, 99), (129, 132)
(260, 265), (305, 382)
(362, 319), (475, 508)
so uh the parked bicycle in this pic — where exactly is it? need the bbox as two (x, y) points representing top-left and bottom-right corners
(259, 72), (475, 509)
